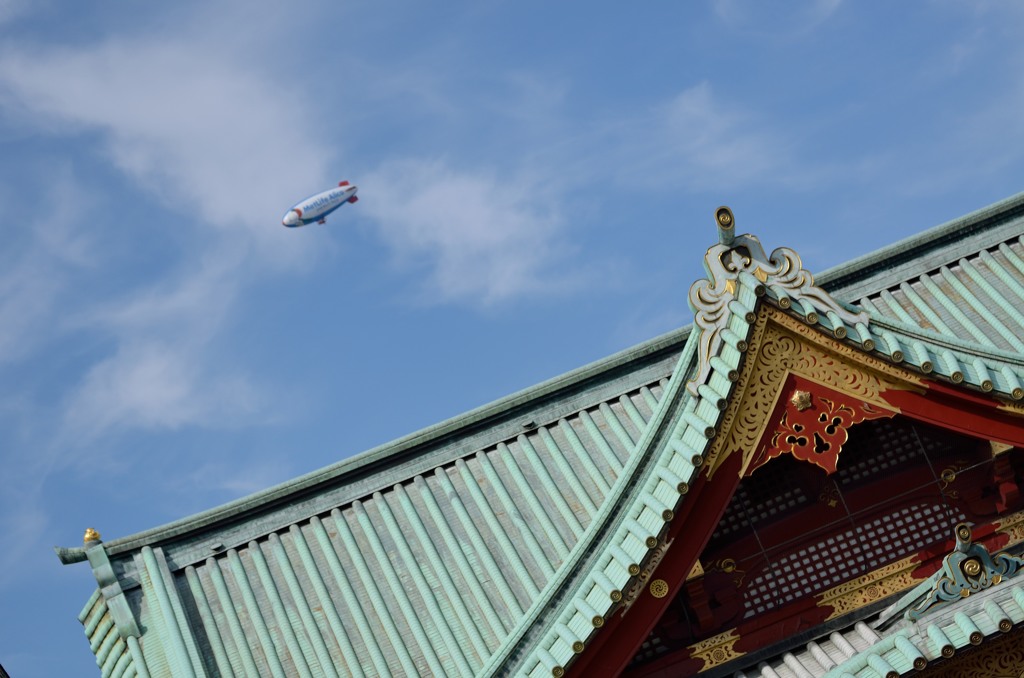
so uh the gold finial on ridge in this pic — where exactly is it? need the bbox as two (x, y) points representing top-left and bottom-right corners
(84, 527), (101, 544)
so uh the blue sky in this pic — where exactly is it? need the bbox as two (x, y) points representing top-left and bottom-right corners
(2, 0), (1024, 674)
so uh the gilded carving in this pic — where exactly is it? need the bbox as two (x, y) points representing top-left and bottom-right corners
(704, 307), (922, 480)
(816, 554), (925, 620)
(996, 510), (1024, 546)
(621, 539), (673, 614)
(688, 629), (743, 672)
(649, 579), (669, 598)
(790, 390), (812, 411)
(756, 395), (893, 474)
(905, 523), (1024, 621)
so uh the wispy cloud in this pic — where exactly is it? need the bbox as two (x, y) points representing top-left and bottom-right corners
(64, 341), (268, 435)
(0, 34), (326, 264)
(0, 8), (330, 438)
(0, 167), (95, 365)
(362, 158), (585, 306)
(604, 82), (803, 192)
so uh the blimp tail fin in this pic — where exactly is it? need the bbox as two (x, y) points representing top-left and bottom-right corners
(339, 180), (350, 187)
(347, 195), (359, 204)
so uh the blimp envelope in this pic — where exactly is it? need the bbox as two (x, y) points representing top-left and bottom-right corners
(282, 181), (358, 227)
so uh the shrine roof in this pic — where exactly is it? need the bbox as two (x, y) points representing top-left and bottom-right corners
(59, 192), (1024, 678)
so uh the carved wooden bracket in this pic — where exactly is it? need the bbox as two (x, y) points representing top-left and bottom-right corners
(750, 378), (894, 475)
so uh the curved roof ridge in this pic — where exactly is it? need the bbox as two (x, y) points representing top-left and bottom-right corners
(86, 325), (690, 555)
(818, 191), (1024, 299)
(866, 312), (1024, 367)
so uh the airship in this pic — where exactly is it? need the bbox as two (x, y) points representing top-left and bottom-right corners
(282, 181), (359, 227)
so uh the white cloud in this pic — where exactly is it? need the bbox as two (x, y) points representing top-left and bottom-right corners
(0, 9), (333, 438)
(606, 82), (802, 192)
(0, 168), (96, 365)
(361, 159), (585, 306)
(64, 340), (267, 435)
(0, 35), (326, 267)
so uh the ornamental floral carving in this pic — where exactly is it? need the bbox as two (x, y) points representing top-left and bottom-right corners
(905, 523), (1024, 621)
(687, 629), (744, 671)
(687, 232), (868, 397)
(703, 309), (918, 480)
(815, 554), (924, 620)
(755, 393), (892, 474)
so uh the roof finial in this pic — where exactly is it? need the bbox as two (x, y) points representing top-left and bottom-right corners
(84, 527), (101, 545)
(715, 206), (735, 246)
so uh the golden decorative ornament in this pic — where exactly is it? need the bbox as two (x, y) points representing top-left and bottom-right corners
(645, 536), (658, 549)
(628, 564), (641, 576)
(716, 207), (733, 227)
(649, 579), (669, 598)
(913, 657), (928, 670)
(941, 468), (957, 484)
(552, 667), (564, 678)
(962, 558), (982, 577)
(609, 589), (622, 602)
(703, 309), (915, 480)
(687, 630), (744, 670)
(969, 631), (983, 645)
(957, 523), (972, 541)
(790, 390), (812, 411)
(572, 641), (585, 654)
(994, 574), (1003, 585)
(83, 527), (101, 543)
(941, 644), (954, 658)
(960, 589), (970, 598)
(1000, 619), (1013, 632)
(592, 615), (604, 628)
(817, 554), (924, 621)
(721, 558), (736, 573)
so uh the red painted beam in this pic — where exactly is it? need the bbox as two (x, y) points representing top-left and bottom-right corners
(569, 452), (745, 677)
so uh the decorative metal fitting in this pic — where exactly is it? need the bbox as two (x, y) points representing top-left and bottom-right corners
(650, 579), (669, 598)
(83, 527), (101, 544)
(905, 523), (1024, 620)
(716, 206), (735, 246)
(790, 390), (812, 411)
